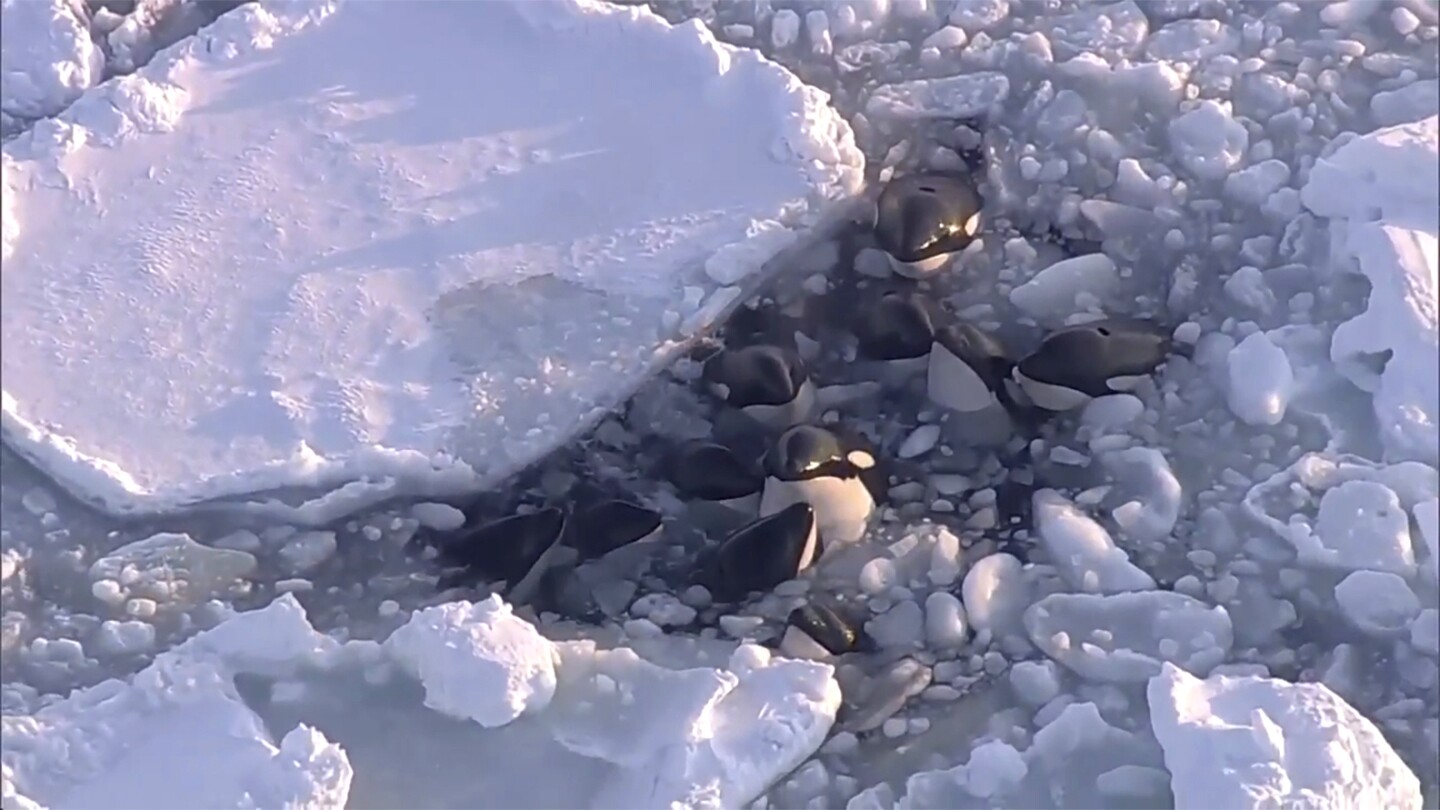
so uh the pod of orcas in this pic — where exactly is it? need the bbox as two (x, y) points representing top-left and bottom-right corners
(426, 169), (1182, 661)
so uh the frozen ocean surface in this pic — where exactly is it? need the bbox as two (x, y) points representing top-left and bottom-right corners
(2, 0), (1439, 808)
(0, 0), (863, 517)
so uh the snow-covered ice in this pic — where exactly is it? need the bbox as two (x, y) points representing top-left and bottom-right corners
(1033, 489), (1156, 594)
(0, 0), (862, 517)
(1302, 115), (1439, 467)
(1025, 591), (1233, 683)
(1, 593), (842, 809)
(1149, 663), (1424, 810)
(384, 597), (558, 727)
(0, 0), (103, 124)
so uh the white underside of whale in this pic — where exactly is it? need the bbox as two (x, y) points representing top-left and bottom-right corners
(1013, 368), (1093, 412)
(886, 250), (954, 279)
(760, 474), (874, 547)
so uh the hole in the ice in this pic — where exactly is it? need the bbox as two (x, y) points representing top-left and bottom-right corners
(1096, 326), (1111, 336)
(917, 185), (937, 194)
(1355, 348), (1394, 377)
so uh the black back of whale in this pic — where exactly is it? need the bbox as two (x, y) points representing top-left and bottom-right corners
(875, 172), (983, 263)
(703, 344), (807, 407)
(934, 322), (1014, 392)
(704, 502), (817, 602)
(568, 500), (661, 560)
(786, 600), (868, 655)
(856, 292), (936, 361)
(438, 507), (566, 586)
(1017, 318), (1173, 399)
(667, 442), (764, 501)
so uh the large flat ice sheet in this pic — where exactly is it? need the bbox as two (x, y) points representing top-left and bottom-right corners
(1301, 115), (1439, 467)
(0, 0), (862, 516)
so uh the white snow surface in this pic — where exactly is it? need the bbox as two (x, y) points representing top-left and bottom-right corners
(0, 594), (842, 809)
(0, 0), (103, 124)
(1148, 663), (1423, 810)
(1301, 115), (1439, 467)
(0, 0), (862, 517)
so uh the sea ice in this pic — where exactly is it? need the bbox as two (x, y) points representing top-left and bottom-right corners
(961, 552), (1030, 640)
(1025, 591), (1233, 683)
(1148, 663), (1423, 810)
(1103, 447), (1182, 544)
(0, 596), (351, 809)
(1008, 253), (1119, 320)
(1309, 479), (1417, 575)
(1033, 489), (1156, 594)
(1302, 115), (1439, 466)
(0, 0), (103, 124)
(865, 72), (1010, 121)
(1226, 330), (1296, 427)
(383, 597), (559, 728)
(1167, 99), (1249, 182)
(1334, 570), (1422, 637)
(2, 592), (841, 809)
(0, 0), (862, 518)
(87, 531), (256, 612)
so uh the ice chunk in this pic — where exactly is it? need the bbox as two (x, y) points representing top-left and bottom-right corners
(1306, 480), (1417, 575)
(1223, 266), (1277, 313)
(1033, 489), (1156, 593)
(1009, 660), (1062, 707)
(1009, 254), (1119, 320)
(1226, 331), (1295, 427)
(1081, 394), (1144, 431)
(0, 0), (862, 517)
(95, 620), (157, 657)
(410, 502), (466, 531)
(1415, 498), (1439, 583)
(383, 597), (558, 727)
(0, 0), (104, 123)
(1334, 570), (1422, 637)
(277, 531), (337, 575)
(1372, 80), (1440, 127)
(867, 599), (925, 649)
(1037, 1), (1148, 62)
(1222, 160), (1291, 208)
(1411, 609), (1440, 657)
(1148, 663), (1423, 810)
(1145, 19), (1238, 65)
(865, 73), (1010, 121)
(87, 532), (256, 612)
(1301, 116), (1438, 466)
(947, 0), (1010, 33)
(898, 424), (942, 458)
(1025, 591), (1233, 682)
(894, 739), (1029, 806)
(962, 552), (1030, 639)
(923, 592), (968, 648)
(0, 596), (352, 809)
(1104, 448), (1182, 543)
(1168, 100), (1249, 182)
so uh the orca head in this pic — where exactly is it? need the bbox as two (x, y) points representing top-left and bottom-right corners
(703, 344), (806, 408)
(1018, 318), (1172, 403)
(856, 292), (936, 361)
(765, 425), (854, 482)
(874, 172), (984, 264)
